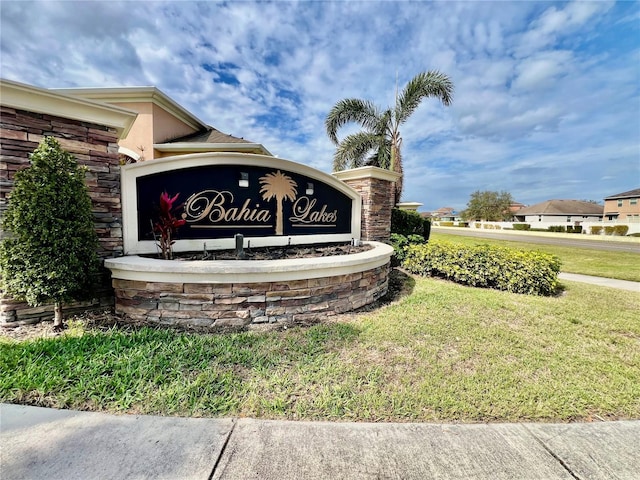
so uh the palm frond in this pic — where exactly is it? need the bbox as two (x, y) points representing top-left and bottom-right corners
(332, 131), (381, 171)
(325, 98), (380, 145)
(396, 70), (454, 125)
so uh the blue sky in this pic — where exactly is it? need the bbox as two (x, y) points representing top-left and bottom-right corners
(1, 0), (639, 211)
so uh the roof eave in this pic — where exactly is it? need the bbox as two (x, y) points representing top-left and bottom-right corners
(1, 78), (138, 138)
(153, 142), (273, 156)
(51, 86), (207, 131)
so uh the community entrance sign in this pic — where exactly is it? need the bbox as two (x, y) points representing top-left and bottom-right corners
(121, 153), (361, 255)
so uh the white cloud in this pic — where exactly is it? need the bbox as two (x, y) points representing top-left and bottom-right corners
(512, 50), (573, 91)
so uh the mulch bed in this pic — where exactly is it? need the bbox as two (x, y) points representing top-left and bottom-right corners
(170, 242), (373, 261)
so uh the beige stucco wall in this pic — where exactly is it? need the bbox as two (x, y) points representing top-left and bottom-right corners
(152, 103), (197, 145)
(109, 101), (154, 160)
(604, 197), (640, 220)
(108, 101), (198, 160)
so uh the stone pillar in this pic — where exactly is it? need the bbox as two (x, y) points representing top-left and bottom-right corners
(333, 166), (401, 242)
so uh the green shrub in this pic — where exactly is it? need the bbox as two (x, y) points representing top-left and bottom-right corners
(566, 226), (583, 234)
(0, 137), (100, 328)
(613, 225), (629, 236)
(402, 241), (561, 296)
(391, 208), (430, 239)
(439, 221), (454, 227)
(604, 226), (615, 235)
(513, 223), (531, 231)
(388, 233), (426, 266)
(457, 222), (469, 228)
(548, 226), (566, 233)
(475, 223), (481, 229)
(590, 226), (603, 235)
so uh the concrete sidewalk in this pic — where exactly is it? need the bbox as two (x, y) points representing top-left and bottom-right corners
(558, 272), (640, 292)
(2, 404), (638, 480)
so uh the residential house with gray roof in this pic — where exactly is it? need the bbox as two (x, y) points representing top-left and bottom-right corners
(603, 188), (640, 222)
(513, 200), (603, 226)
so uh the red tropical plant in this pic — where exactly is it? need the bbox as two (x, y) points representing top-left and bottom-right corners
(153, 191), (186, 259)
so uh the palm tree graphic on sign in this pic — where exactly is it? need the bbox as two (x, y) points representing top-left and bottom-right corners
(259, 170), (298, 235)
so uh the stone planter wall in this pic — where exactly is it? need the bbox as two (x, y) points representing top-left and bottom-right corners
(105, 242), (394, 331)
(112, 264), (389, 330)
(0, 108), (123, 326)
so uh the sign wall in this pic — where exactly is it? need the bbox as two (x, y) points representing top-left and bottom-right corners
(121, 153), (361, 254)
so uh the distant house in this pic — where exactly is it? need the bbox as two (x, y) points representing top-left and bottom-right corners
(603, 188), (640, 222)
(508, 202), (527, 215)
(431, 207), (460, 222)
(513, 200), (603, 225)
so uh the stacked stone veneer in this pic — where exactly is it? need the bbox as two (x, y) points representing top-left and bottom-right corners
(113, 265), (389, 330)
(0, 108), (123, 326)
(334, 167), (400, 242)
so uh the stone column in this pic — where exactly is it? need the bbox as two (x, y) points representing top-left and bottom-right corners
(333, 166), (401, 242)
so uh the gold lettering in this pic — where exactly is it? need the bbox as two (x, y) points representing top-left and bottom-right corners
(184, 190), (271, 225)
(290, 197), (338, 225)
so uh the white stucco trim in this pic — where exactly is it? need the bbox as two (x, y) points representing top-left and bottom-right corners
(154, 142), (272, 156)
(396, 202), (423, 210)
(118, 146), (141, 161)
(0, 79), (138, 138)
(121, 152), (362, 255)
(333, 166), (401, 183)
(105, 242), (392, 284)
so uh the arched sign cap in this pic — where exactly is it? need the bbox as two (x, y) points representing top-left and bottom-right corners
(121, 152), (362, 255)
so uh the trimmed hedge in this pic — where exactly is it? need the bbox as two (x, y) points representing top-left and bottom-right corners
(590, 225), (629, 236)
(513, 223), (531, 231)
(391, 208), (431, 239)
(402, 241), (561, 296)
(607, 225), (629, 236)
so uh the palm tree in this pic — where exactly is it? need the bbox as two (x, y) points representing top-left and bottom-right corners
(325, 70), (453, 203)
(259, 170), (298, 235)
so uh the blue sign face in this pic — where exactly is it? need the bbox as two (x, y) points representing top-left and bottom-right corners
(136, 165), (353, 241)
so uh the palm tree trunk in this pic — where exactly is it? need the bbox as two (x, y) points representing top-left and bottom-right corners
(391, 144), (403, 205)
(276, 198), (284, 235)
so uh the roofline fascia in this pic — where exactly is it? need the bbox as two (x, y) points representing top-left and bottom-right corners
(604, 194), (640, 200)
(0, 78), (138, 138)
(51, 86), (207, 131)
(153, 142), (273, 156)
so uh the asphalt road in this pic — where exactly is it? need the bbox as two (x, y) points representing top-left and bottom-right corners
(431, 227), (640, 253)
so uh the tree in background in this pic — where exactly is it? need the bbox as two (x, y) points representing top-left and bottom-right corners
(325, 71), (453, 203)
(461, 190), (515, 222)
(0, 137), (99, 330)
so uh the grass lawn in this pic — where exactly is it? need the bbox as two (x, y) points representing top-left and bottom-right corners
(2, 274), (638, 422)
(432, 232), (640, 282)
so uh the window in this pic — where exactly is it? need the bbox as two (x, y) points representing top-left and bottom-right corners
(567, 216), (571, 222)
(618, 199), (623, 207)
(631, 198), (638, 205)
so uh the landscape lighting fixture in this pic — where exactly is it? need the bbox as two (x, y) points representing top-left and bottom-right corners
(239, 172), (249, 188)
(306, 182), (314, 195)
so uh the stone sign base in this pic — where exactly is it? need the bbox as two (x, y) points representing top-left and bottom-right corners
(106, 242), (393, 330)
